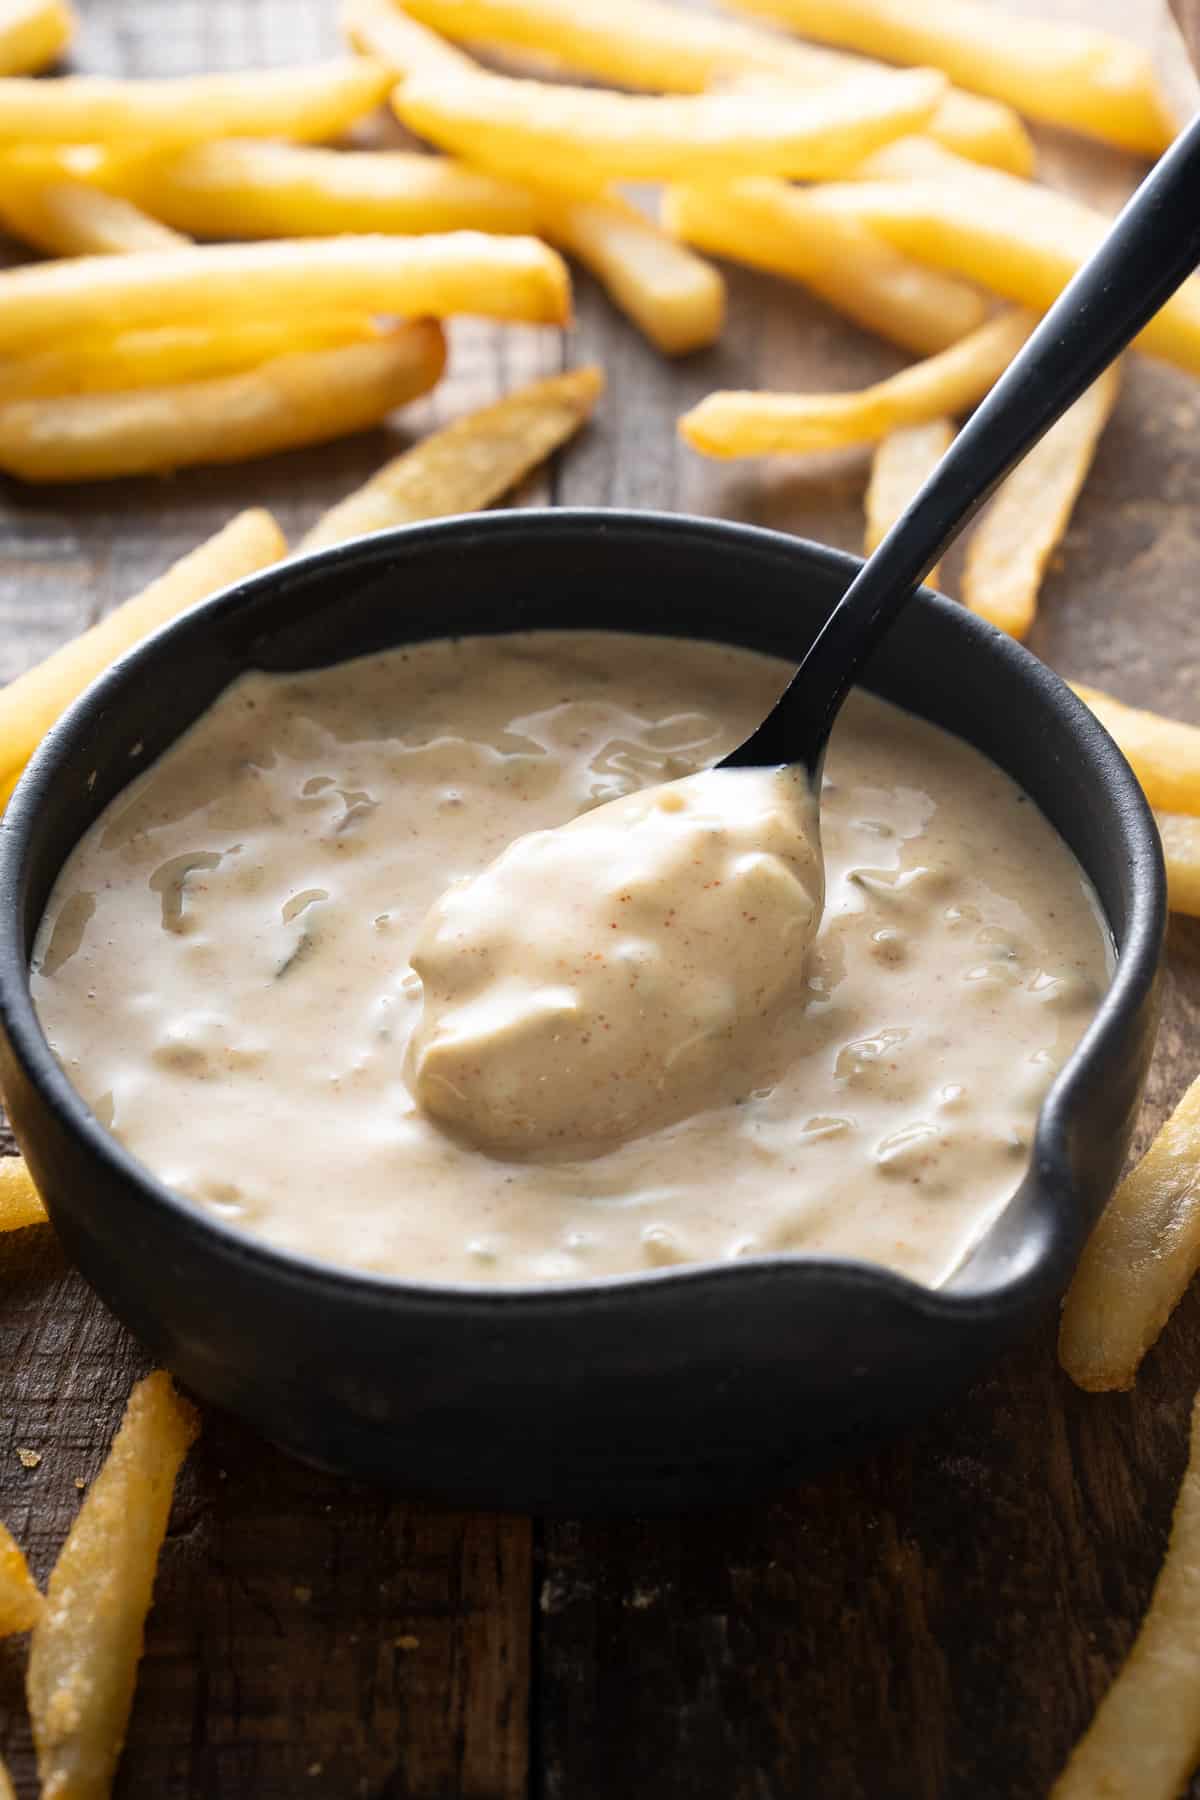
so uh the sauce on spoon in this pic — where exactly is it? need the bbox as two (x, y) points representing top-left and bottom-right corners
(410, 763), (822, 1157)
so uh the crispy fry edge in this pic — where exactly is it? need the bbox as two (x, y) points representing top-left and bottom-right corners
(27, 1372), (200, 1800)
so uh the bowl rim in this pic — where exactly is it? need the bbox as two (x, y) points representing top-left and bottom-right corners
(0, 507), (1166, 1322)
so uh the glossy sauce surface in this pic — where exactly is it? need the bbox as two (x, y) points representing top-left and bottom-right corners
(410, 763), (824, 1157)
(33, 631), (1111, 1287)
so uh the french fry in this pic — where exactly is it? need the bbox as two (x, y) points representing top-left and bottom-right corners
(663, 178), (985, 356)
(0, 1156), (48, 1229)
(868, 91), (1033, 175)
(394, 0), (1033, 173)
(805, 170), (1200, 380)
(0, 316), (385, 402)
(852, 132), (993, 182)
(0, 1752), (13, 1800)
(0, 141), (116, 184)
(0, 57), (392, 148)
(1159, 813), (1200, 918)
(0, 0), (74, 75)
(114, 142), (718, 354)
(302, 364), (603, 550)
(539, 193), (723, 355)
(392, 63), (946, 189)
(343, 0), (482, 80)
(1060, 1073), (1200, 1393)
(392, 0), (889, 91)
(680, 307), (1032, 458)
(963, 365), (1120, 641)
(0, 1519), (43, 1635)
(359, 1), (734, 356)
(0, 175), (187, 257)
(0, 235), (570, 354)
(110, 140), (542, 240)
(864, 418), (953, 581)
(352, 0), (1028, 176)
(715, 67), (1031, 176)
(1051, 1393), (1200, 1795)
(728, 0), (1175, 156)
(1071, 686), (1200, 817)
(0, 510), (285, 806)
(0, 321), (447, 483)
(27, 1371), (200, 1800)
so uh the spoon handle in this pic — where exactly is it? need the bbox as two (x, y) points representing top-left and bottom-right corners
(729, 109), (1200, 775)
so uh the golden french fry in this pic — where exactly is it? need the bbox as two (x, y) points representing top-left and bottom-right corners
(0, 1156), (48, 1229)
(0, 511), (284, 806)
(0, 57), (392, 148)
(0, 235), (570, 355)
(852, 132), (990, 182)
(1051, 1392), (1200, 1794)
(0, 321), (447, 484)
(0, 1519), (43, 1635)
(343, 0), (481, 79)
(963, 365), (1120, 641)
(0, 141), (125, 184)
(27, 1371), (200, 1800)
(680, 307), (1032, 458)
(1071, 685), (1200, 816)
(393, 0), (874, 90)
(111, 140), (542, 239)
(0, 1752), (14, 1800)
(359, 0), (1024, 180)
(1060, 1072), (1200, 1391)
(715, 68), (1031, 175)
(1158, 813), (1200, 918)
(806, 169), (1200, 380)
(392, 63), (946, 189)
(864, 418), (953, 580)
(0, 0), (74, 75)
(663, 178), (985, 356)
(0, 510), (285, 806)
(0, 174), (186, 257)
(539, 193), (723, 355)
(304, 364), (603, 550)
(0, 315), (385, 402)
(874, 90), (1032, 174)
(729, 0), (1175, 156)
(391, 0), (1031, 173)
(114, 141), (716, 354)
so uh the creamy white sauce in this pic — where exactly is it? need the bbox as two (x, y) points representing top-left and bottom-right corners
(32, 630), (1111, 1288)
(410, 764), (824, 1157)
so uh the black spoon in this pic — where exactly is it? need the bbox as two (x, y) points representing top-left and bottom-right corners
(722, 109), (1200, 779)
(402, 121), (1200, 1163)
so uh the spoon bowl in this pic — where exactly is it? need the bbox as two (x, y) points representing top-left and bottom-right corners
(0, 510), (1164, 1511)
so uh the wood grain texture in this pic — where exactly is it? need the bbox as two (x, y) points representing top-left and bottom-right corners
(2, 0), (1199, 1796)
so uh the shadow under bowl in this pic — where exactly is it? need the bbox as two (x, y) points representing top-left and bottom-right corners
(0, 510), (1166, 1512)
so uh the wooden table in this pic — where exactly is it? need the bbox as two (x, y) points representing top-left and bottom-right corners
(3, 2), (1200, 1794)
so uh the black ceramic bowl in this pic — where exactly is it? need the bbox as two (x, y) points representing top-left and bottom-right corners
(0, 511), (1165, 1512)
